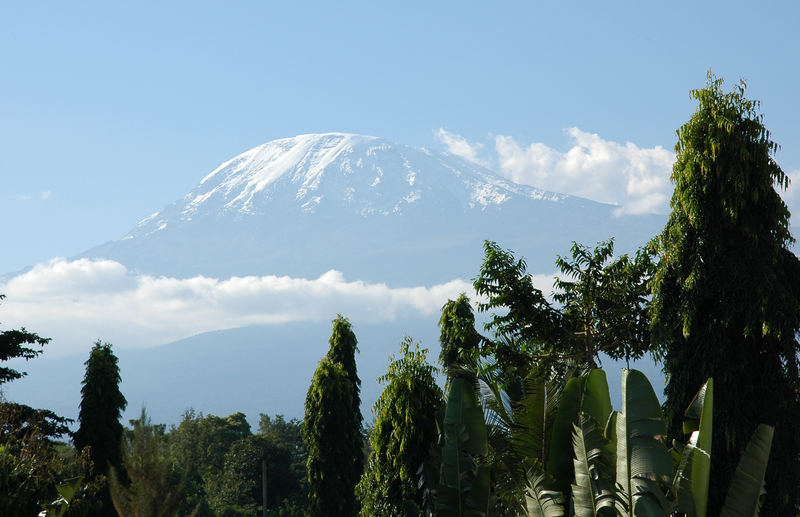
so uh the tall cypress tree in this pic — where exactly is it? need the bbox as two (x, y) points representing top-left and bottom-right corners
(651, 74), (800, 514)
(304, 315), (363, 517)
(74, 340), (127, 516)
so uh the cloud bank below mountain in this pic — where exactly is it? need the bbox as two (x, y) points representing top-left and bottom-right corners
(0, 258), (564, 357)
(0, 258), (482, 356)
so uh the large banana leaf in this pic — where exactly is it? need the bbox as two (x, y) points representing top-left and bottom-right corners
(438, 377), (491, 517)
(719, 424), (774, 517)
(548, 370), (612, 495)
(615, 369), (672, 516)
(581, 370), (613, 428)
(525, 469), (565, 517)
(673, 378), (713, 517)
(571, 417), (616, 517)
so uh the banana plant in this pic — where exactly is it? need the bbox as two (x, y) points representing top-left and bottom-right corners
(437, 376), (492, 517)
(477, 367), (773, 517)
(719, 424), (774, 517)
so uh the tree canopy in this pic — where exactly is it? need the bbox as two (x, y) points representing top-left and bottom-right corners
(304, 315), (364, 517)
(358, 338), (444, 515)
(651, 73), (800, 514)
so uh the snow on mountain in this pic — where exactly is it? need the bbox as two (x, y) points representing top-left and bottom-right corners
(127, 133), (562, 237)
(80, 132), (664, 284)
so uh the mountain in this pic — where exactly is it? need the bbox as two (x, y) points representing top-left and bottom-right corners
(80, 133), (663, 283)
(6, 132), (668, 426)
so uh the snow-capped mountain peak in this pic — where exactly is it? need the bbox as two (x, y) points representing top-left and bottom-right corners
(79, 132), (662, 284)
(129, 133), (563, 239)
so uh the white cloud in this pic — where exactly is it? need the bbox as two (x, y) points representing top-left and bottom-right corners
(0, 259), (474, 356)
(40, 190), (53, 200)
(435, 128), (487, 166)
(493, 128), (675, 215)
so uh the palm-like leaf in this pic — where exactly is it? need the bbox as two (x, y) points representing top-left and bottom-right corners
(438, 377), (491, 517)
(571, 417), (615, 517)
(525, 468), (565, 517)
(672, 379), (713, 517)
(719, 424), (774, 517)
(614, 369), (672, 516)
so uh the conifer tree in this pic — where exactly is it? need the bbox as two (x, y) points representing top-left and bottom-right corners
(303, 315), (363, 517)
(651, 74), (800, 514)
(75, 340), (127, 516)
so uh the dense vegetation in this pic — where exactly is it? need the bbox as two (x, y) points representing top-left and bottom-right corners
(1, 74), (798, 516)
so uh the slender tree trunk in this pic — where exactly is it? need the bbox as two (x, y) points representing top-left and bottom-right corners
(262, 458), (267, 517)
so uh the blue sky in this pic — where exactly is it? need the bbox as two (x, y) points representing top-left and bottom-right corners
(2, 1), (800, 274)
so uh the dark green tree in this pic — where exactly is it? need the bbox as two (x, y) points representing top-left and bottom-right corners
(167, 410), (251, 516)
(554, 239), (654, 367)
(438, 294), (484, 376)
(209, 433), (300, 516)
(110, 408), (199, 517)
(0, 294), (51, 389)
(74, 340), (127, 517)
(474, 239), (653, 373)
(0, 294), (72, 515)
(303, 315), (363, 517)
(357, 338), (444, 515)
(651, 74), (800, 514)
(258, 413), (308, 511)
(473, 242), (560, 373)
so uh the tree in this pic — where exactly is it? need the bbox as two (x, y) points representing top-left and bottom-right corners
(554, 239), (653, 367)
(74, 340), (127, 517)
(303, 315), (363, 517)
(357, 338), (444, 515)
(167, 410), (252, 516)
(651, 74), (800, 514)
(109, 408), (198, 517)
(439, 294), (484, 374)
(258, 414), (308, 512)
(474, 240), (654, 374)
(0, 294), (72, 514)
(0, 293), (51, 390)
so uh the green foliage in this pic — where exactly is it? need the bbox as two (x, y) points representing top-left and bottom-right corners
(719, 424), (774, 517)
(40, 475), (84, 517)
(304, 315), (364, 517)
(0, 437), (65, 516)
(258, 414), (308, 512)
(0, 294), (51, 386)
(75, 341), (127, 476)
(474, 239), (654, 374)
(74, 340), (127, 517)
(0, 294), (80, 516)
(439, 294), (485, 373)
(554, 240), (654, 367)
(358, 338), (444, 516)
(436, 377), (492, 517)
(473, 242), (561, 373)
(167, 409), (251, 516)
(651, 73), (800, 514)
(110, 408), (198, 517)
(487, 369), (772, 517)
(209, 433), (302, 515)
